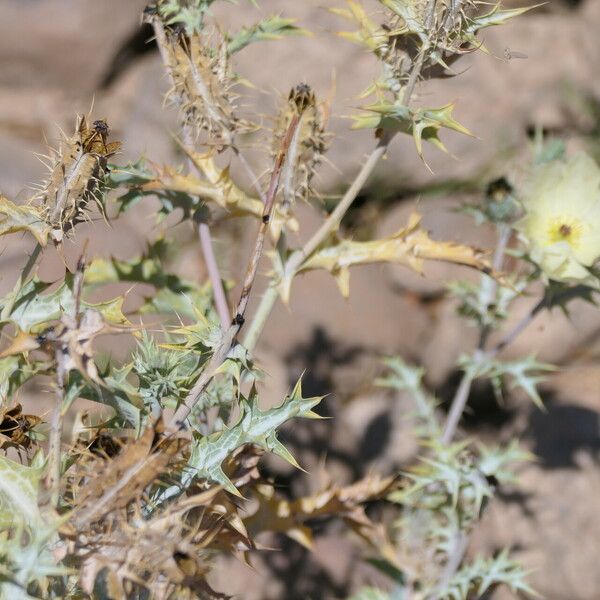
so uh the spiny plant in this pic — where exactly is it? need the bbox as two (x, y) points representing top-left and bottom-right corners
(1, 1), (596, 599)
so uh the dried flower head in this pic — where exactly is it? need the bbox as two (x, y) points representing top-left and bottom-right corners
(272, 84), (328, 209)
(166, 28), (238, 145)
(516, 152), (600, 285)
(35, 115), (120, 243)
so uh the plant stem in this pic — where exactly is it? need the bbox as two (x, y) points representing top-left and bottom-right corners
(441, 364), (476, 445)
(149, 14), (173, 72)
(403, 49), (426, 106)
(441, 299), (545, 445)
(189, 157), (230, 330)
(198, 221), (230, 328)
(46, 252), (86, 507)
(46, 371), (65, 508)
(288, 134), (391, 272)
(429, 530), (469, 598)
(232, 145), (266, 204)
(425, 0), (438, 30)
(441, 274), (545, 444)
(150, 16), (231, 331)
(170, 113), (299, 429)
(441, 223), (511, 445)
(235, 114), (300, 321)
(442, 0), (462, 33)
(478, 224), (512, 348)
(494, 297), (544, 353)
(181, 124), (231, 330)
(437, 223), (514, 589)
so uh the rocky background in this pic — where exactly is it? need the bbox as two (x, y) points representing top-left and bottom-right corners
(1, 1), (599, 598)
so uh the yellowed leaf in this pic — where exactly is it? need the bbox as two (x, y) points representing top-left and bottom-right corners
(280, 212), (491, 299)
(144, 148), (299, 238)
(70, 417), (187, 530)
(331, 1), (389, 52)
(0, 328), (41, 358)
(0, 195), (48, 245)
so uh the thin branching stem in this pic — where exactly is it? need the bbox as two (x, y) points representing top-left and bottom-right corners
(170, 113), (300, 429)
(403, 48), (427, 107)
(292, 135), (391, 269)
(479, 224), (512, 348)
(442, 0), (462, 34)
(436, 289), (545, 591)
(187, 146), (231, 330)
(181, 124), (232, 330)
(236, 114), (300, 320)
(198, 221), (230, 328)
(441, 363), (475, 446)
(430, 530), (469, 598)
(437, 223), (522, 591)
(47, 252), (85, 507)
(494, 296), (545, 353)
(441, 224), (511, 445)
(46, 369), (65, 508)
(441, 298), (546, 444)
(243, 284), (278, 352)
(440, 224), (549, 445)
(425, 0), (438, 31)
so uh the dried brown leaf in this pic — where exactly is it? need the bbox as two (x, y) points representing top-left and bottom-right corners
(246, 473), (397, 552)
(73, 482), (229, 598)
(69, 418), (187, 529)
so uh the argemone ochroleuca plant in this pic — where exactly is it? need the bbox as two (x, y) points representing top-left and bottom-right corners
(0, 2), (578, 599)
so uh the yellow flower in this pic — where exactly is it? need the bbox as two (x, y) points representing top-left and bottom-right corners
(516, 152), (600, 285)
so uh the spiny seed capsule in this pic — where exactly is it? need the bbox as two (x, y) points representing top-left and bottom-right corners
(166, 34), (236, 142)
(270, 82), (328, 226)
(38, 115), (121, 243)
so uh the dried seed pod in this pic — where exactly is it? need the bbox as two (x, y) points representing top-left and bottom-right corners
(36, 115), (121, 243)
(271, 83), (329, 219)
(166, 29), (238, 145)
